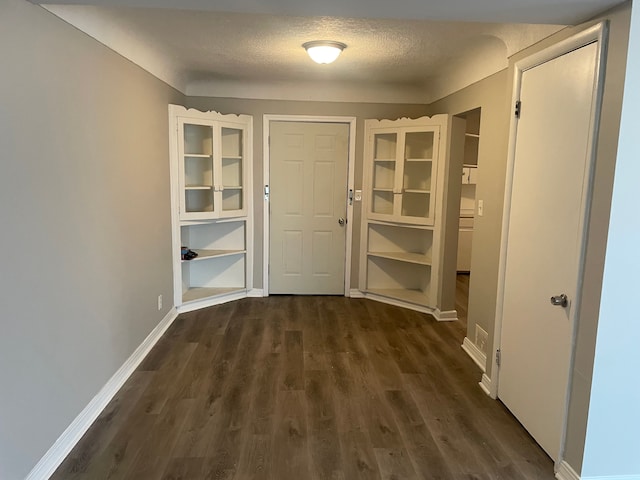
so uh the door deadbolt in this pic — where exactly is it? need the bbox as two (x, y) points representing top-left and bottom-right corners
(550, 293), (568, 308)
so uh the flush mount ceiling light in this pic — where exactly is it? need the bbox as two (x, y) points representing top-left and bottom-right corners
(303, 40), (347, 64)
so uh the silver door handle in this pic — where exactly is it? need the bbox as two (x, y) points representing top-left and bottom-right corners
(550, 294), (568, 307)
(338, 218), (346, 226)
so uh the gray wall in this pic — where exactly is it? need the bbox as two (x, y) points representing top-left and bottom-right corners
(185, 97), (429, 290)
(582, 2), (640, 475)
(427, 70), (511, 367)
(0, 1), (184, 478)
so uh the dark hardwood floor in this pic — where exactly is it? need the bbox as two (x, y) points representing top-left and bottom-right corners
(52, 279), (554, 479)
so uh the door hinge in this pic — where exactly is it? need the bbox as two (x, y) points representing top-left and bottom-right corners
(496, 349), (502, 367)
(264, 184), (270, 200)
(348, 188), (354, 205)
(514, 100), (521, 118)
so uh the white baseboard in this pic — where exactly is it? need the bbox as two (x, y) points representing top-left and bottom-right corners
(362, 292), (435, 315)
(480, 373), (492, 397)
(433, 308), (458, 322)
(582, 476), (640, 480)
(177, 289), (248, 313)
(25, 307), (179, 480)
(556, 461), (580, 480)
(349, 289), (365, 298)
(461, 337), (487, 372)
(247, 288), (265, 297)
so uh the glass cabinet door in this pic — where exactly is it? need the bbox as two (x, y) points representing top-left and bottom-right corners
(370, 132), (399, 217)
(400, 129), (437, 224)
(219, 125), (245, 217)
(368, 127), (439, 225)
(180, 120), (216, 219)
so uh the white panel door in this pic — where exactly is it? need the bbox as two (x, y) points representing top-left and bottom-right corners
(269, 121), (349, 294)
(499, 42), (599, 460)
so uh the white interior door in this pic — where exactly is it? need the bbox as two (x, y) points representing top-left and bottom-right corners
(499, 41), (600, 460)
(269, 121), (349, 294)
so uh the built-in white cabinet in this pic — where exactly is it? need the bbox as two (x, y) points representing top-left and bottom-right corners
(360, 115), (462, 314)
(169, 105), (253, 311)
(368, 126), (440, 225)
(178, 116), (247, 220)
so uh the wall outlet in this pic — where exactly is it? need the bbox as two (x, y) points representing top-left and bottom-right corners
(477, 199), (484, 217)
(475, 325), (488, 355)
(157, 294), (163, 311)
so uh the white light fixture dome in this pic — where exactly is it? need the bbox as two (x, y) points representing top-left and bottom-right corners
(303, 40), (346, 64)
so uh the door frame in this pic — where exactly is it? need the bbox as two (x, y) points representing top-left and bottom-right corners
(490, 22), (607, 463)
(263, 114), (357, 296)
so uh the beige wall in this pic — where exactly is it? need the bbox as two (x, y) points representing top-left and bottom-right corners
(185, 97), (429, 290)
(427, 70), (511, 365)
(0, 1), (184, 478)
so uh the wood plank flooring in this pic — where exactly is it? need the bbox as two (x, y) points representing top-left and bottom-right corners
(52, 287), (554, 480)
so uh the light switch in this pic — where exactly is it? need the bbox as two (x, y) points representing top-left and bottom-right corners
(354, 190), (362, 201)
(478, 199), (484, 217)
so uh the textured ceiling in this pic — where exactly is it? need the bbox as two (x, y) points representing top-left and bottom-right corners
(38, 0), (624, 102)
(43, 4), (569, 103)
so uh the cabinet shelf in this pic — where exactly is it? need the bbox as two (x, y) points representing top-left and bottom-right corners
(404, 189), (430, 194)
(182, 249), (245, 263)
(222, 155), (243, 160)
(184, 153), (212, 158)
(183, 286), (245, 303)
(367, 287), (430, 305)
(185, 185), (213, 190)
(223, 186), (243, 190)
(465, 133), (480, 138)
(405, 158), (432, 162)
(367, 251), (432, 266)
(374, 158), (396, 162)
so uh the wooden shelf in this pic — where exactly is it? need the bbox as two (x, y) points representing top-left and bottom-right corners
(184, 153), (212, 158)
(223, 186), (243, 190)
(185, 185), (213, 190)
(367, 287), (430, 305)
(465, 133), (480, 138)
(404, 189), (430, 194)
(374, 158), (396, 162)
(182, 249), (245, 263)
(367, 251), (432, 266)
(373, 187), (394, 192)
(405, 158), (432, 162)
(222, 155), (242, 160)
(182, 286), (245, 303)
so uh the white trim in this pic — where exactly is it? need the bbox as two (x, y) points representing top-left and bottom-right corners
(461, 337), (487, 372)
(556, 461), (581, 480)
(349, 288), (365, 298)
(493, 21), (608, 466)
(433, 308), (458, 322)
(262, 114), (357, 296)
(361, 291), (435, 316)
(247, 288), (265, 298)
(177, 289), (248, 313)
(582, 476), (640, 480)
(480, 373), (493, 397)
(25, 307), (179, 480)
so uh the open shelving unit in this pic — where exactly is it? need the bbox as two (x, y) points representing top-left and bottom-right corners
(169, 105), (253, 312)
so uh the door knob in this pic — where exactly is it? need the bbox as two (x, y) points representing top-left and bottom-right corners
(338, 217), (346, 226)
(550, 294), (568, 307)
